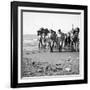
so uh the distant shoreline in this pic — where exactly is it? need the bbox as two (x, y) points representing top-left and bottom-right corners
(23, 34), (38, 40)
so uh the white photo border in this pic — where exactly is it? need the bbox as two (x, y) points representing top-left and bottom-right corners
(18, 6), (84, 83)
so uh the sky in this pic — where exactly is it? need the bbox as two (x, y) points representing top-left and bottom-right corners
(23, 12), (81, 35)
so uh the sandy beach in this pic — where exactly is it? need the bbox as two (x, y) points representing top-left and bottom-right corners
(21, 35), (79, 77)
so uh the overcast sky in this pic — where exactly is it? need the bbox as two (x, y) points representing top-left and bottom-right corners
(23, 12), (81, 35)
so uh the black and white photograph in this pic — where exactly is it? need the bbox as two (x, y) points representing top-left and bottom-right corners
(22, 10), (80, 77)
(11, 1), (87, 88)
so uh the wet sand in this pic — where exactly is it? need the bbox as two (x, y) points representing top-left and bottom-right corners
(22, 49), (79, 77)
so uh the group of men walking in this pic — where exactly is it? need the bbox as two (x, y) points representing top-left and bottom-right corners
(37, 27), (80, 52)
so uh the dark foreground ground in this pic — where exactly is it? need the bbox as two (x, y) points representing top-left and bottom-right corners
(21, 48), (79, 77)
